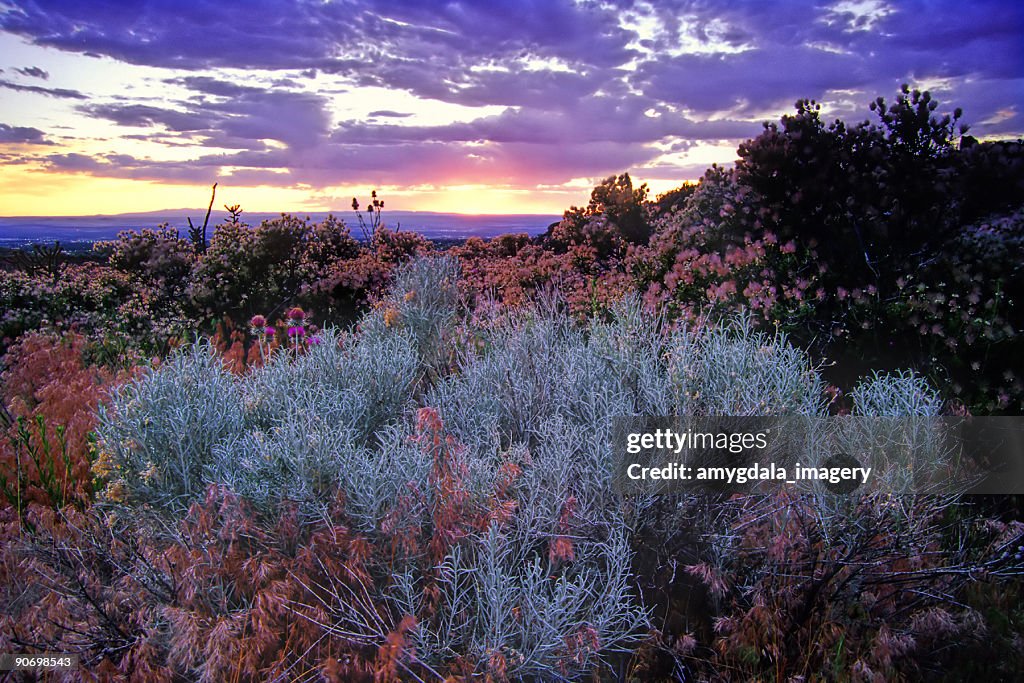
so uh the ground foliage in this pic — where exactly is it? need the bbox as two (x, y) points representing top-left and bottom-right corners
(1, 89), (1023, 680)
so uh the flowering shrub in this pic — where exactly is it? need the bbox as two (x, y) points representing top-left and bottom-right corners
(189, 213), (362, 323)
(1, 263), (129, 347)
(86, 279), (656, 677)
(630, 167), (816, 328)
(9, 211), (426, 359)
(1, 253), (195, 360)
(452, 234), (632, 320)
(628, 92), (1023, 412)
(99, 225), (195, 296)
(5, 259), (1023, 678)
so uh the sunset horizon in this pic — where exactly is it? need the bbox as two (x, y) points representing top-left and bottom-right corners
(3, 4), (1024, 678)
(2, 1), (1020, 221)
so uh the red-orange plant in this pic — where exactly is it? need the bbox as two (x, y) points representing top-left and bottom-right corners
(0, 332), (133, 513)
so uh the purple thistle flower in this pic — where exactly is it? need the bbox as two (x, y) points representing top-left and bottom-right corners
(287, 325), (306, 338)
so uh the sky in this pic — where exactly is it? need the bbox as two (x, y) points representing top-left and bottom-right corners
(0, 0), (1021, 216)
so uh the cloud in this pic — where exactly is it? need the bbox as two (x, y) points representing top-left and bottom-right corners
(368, 110), (414, 118)
(635, 46), (870, 116)
(79, 103), (213, 131)
(2, 0), (1021, 200)
(80, 87), (331, 149)
(332, 95), (758, 148)
(0, 123), (53, 144)
(44, 152), (107, 171)
(0, 1), (636, 104)
(0, 78), (86, 99)
(630, 0), (1024, 121)
(164, 75), (267, 98)
(14, 65), (49, 79)
(5, 2), (1019, 120)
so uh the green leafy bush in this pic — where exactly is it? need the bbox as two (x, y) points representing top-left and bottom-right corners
(189, 213), (361, 322)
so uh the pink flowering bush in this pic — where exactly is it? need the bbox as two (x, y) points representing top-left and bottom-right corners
(99, 225), (195, 297)
(453, 233), (632, 320)
(306, 227), (435, 322)
(0, 260), (189, 359)
(626, 88), (1023, 413)
(630, 166), (817, 328)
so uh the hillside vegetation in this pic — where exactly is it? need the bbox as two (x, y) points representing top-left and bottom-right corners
(1, 87), (1022, 680)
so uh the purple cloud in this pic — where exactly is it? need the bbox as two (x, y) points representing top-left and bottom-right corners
(80, 87), (330, 149)
(0, 123), (52, 144)
(14, 65), (49, 79)
(2, 0), (1021, 196)
(79, 103), (212, 131)
(0, 78), (86, 99)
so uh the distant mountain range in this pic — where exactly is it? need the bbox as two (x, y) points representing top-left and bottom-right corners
(0, 209), (562, 247)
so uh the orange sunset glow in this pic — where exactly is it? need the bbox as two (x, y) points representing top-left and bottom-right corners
(0, 1), (1021, 219)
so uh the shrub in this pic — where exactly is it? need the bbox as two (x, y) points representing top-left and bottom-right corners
(549, 173), (653, 249)
(101, 225), (195, 298)
(359, 254), (462, 377)
(629, 166), (819, 331)
(88, 272), (668, 677)
(665, 316), (827, 417)
(97, 320), (423, 517)
(453, 234), (633, 321)
(96, 340), (245, 510)
(1, 263), (132, 348)
(734, 87), (968, 285)
(189, 213), (361, 323)
(630, 91), (1023, 413)
(1, 333), (131, 515)
(850, 369), (943, 417)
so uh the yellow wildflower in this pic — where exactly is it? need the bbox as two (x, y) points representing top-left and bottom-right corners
(105, 480), (128, 503)
(92, 450), (116, 479)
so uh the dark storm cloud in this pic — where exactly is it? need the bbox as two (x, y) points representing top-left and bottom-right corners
(0, 78), (86, 99)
